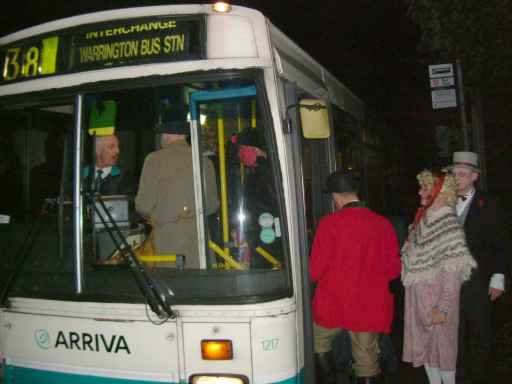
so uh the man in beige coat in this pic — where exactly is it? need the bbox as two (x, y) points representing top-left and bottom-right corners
(135, 114), (218, 269)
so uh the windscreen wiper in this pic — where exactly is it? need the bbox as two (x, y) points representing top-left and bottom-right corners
(90, 193), (176, 319)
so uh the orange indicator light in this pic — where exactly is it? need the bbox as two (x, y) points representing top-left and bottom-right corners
(201, 339), (233, 360)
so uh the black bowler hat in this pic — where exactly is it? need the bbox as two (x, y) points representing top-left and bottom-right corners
(324, 171), (359, 194)
(155, 104), (188, 135)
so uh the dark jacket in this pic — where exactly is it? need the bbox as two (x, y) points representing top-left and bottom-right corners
(463, 191), (507, 283)
(83, 165), (133, 195)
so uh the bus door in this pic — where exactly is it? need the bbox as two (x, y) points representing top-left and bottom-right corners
(188, 85), (286, 272)
(283, 81), (336, 384)
(301, 135), (334, 241)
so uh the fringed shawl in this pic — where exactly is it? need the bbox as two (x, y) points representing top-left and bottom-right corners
(401, 206), (476, 286)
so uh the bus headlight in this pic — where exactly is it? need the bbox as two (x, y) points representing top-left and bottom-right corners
(190, 375), (247, 384)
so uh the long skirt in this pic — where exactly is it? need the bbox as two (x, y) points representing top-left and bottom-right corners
(402, 270), (461, 371)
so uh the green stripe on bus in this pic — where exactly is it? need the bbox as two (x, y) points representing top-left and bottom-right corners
(4, 365), (303, 384)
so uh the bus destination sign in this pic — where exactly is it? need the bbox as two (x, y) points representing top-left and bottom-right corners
(0, 16), (204, 84)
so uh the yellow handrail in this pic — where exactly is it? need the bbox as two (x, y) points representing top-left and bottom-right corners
(137, 255), (177, 263)
(209, 240), (244, 270)
(255, 246), (281, 269)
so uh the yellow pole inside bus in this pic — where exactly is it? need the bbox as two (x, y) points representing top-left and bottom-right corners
(237, 104), (244, 185)
(251, 99), (257, 128)
(217, 106), (230, 262)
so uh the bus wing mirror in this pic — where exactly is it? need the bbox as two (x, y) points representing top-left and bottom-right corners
(300, 99), (330, 139)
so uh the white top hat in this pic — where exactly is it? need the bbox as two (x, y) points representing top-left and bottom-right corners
(443, 151), (481, 172)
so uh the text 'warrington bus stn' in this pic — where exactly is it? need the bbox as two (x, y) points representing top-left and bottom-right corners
(79, 35), (185, 64)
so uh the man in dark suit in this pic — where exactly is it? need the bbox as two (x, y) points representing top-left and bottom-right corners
(83, 134), (131, 195)
(84, 134), (136, 262)
(444, 151), (507, 384)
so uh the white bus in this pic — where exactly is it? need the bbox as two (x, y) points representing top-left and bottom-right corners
(0, 3), (381, 384)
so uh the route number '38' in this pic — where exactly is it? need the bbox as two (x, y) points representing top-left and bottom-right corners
(2, 36), (59, 81)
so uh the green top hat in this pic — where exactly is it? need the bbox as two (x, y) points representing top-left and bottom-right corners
(88, 100), (117, 136)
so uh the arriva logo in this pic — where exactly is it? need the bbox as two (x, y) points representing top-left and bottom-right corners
(34, 329), (131, 354)
(35, 329), (51, 350)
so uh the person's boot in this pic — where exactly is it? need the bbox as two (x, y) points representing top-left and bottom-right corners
(315, 352), (336, 384)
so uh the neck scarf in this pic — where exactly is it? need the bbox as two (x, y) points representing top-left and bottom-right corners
(401, 205), (476, 286)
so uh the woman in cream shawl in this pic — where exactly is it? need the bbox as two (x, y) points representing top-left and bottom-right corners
(402, 170), (476, 384)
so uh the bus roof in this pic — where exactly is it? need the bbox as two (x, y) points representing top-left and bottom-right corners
(0, 4), (364, 119)
(268, 23), (364, 121)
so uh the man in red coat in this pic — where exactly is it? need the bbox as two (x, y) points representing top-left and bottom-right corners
(310, 171), (401, 384)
